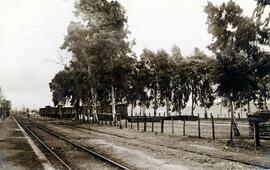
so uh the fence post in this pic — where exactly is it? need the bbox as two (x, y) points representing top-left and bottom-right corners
(152, 113), (154, 132)
(131, 114), (133, 129)
(144, 114), (146, 132)
(183, 119), (186, 136)
(109, 115), (112, 126)
(254, 122), (260, 147)
(161, 119), (164, 133)
(172, 115), (174, 134)
(137, 114), (139, 131)
(198, 113), (201, 138)
(161, 112), (165, 133)
(159, 113), (161, 132)
(119, 114), (122, 129)
(211, 113), (215, 140)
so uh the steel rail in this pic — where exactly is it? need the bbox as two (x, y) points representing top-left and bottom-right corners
(20, 117), (130, 170)
(14, 116), (72, 170)
(60, 122), (270, 169)
(24, 117), (270, 169)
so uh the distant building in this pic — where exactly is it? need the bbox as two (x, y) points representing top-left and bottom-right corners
(0, 100), (12, 117)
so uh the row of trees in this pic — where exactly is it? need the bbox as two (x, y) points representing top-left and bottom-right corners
(0, 87), (4, 102)
(50, 0), (270, 129)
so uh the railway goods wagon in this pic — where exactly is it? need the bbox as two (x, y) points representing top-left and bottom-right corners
(248, 111), (270, 138)
(0, 100), (11, 117)
(98, 104), (128, 119)
(61, 106), (76, 119)
(39, 104), (128, 119)
(39, 106), (75, 118)
(44, 106), (59, 118)
(39, 108), (45, 117)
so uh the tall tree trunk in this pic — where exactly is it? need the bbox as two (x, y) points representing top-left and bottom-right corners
(58, 105), (62, 119)
(111, 85), (116, 124)
(229, 98), (234, 142)
(154, 87), (157, 116)
(87, 65), (98, 123)
(131, 101), (134, 116)
(143, 104), (146, 116)
(178, 100), (182, 115)
(247, 100), (251, 114)
(264, 98), (268, 110)
(75, 98), (80, 121)
(240, 103), (242, 119)
(82, 105), (86, 122)
(91, 87), (98, 123)
(220, 103), (222, 116)
(139, 105), (142, 116)
(87, 99), (91, 123)
(86, 102), (90, 122)
(191, 88), (194, 116)
(166, 97), (169, 116)
(204, 107), (208, 119)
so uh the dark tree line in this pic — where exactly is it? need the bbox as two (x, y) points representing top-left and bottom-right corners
(49, 0), (270, 132)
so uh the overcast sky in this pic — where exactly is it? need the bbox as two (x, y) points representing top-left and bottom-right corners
(0, 0), (257, 110)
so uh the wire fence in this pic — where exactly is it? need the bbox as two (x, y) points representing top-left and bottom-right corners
(116, 115), (250, 140)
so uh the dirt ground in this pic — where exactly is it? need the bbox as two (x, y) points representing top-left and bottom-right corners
(124, 118), (250, 139)
(24, 123), (120, 170)
(27, 114), (270, 170)
(0, 116), (43, 170)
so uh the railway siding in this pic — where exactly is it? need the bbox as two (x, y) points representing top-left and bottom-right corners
(15, 116), (128, 170)
(24, 115), (270, 169)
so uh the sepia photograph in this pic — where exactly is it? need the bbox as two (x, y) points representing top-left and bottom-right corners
(0, 0), (270, 169)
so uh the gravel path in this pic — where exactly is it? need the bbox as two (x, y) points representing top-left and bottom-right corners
(27, 115), (269, 170)
(0, 116), (44, 170)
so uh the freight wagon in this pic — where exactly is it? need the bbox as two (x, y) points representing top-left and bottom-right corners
(0, 100), (11, 117)
(39, 104), (128, 120)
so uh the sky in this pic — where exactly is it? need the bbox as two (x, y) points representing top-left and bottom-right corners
(0, 0), (257, 110)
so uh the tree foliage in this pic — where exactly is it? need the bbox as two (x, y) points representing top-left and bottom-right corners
(49, 0), (270, 126)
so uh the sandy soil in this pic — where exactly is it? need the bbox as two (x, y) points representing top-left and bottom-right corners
(123, 119), (250, 139)
(0, 116), (43, 170)
(26, 114), (269, 170)
(24, 123), (120, 170)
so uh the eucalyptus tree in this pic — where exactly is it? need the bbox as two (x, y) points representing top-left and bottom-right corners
(171, 60), (190, 115)
(70, 61), (93, 119)
(171, 44), (183, 62)
(61, 22), (99, 121)
(134, 55), (153, 115)
(186, 48), (210, 116)
(140, 48), (173, 116)
(0, 87), (4, 102)
(111, 54), (137, 108)
(50, 69), (72, 107)
(204, 0), (264, 141)
(139, 48), (158, 115)
(170, 45), (190, 115)
(253, 1), (270, 110)
(62, 0), (133, 123)
(255, 53), (270, 110)
(155, 49), (173, 116)
(125, 60), (140, 116)
(49, 66), (91, 120)
(195, 51), (216, 118)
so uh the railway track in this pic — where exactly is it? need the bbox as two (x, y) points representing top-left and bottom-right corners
(48, 120), (270, 169)
(20, 117), (270, 169)
(14, 116), (129, 170)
